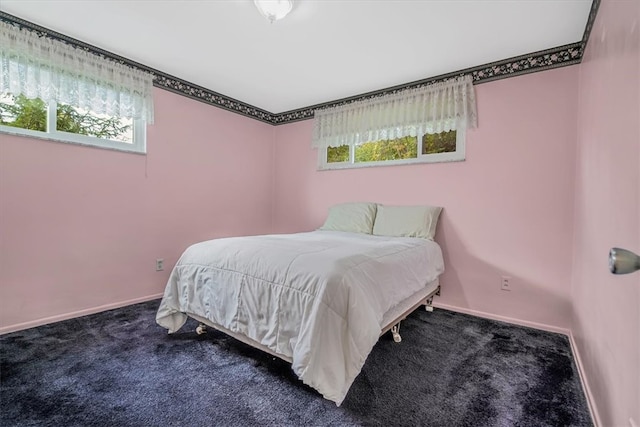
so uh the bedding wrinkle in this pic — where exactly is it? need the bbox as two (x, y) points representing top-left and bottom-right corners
(233, 275), (246, 342)
(156, 231), (444, 405)
(275, 248), (312, 356)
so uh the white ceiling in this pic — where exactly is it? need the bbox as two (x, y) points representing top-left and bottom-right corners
(1, 0), (593, 114)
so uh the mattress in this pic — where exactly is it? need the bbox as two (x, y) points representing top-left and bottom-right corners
(156, 230), (444, 405)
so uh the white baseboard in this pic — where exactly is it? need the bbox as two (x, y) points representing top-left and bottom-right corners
(432, 302), (599, 427)
(432, 302), (571, 335)
(0, 293), (163, 335)
(567, 332), (602, 427)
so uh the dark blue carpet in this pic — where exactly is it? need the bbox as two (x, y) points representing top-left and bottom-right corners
(0, 300), (592, 426)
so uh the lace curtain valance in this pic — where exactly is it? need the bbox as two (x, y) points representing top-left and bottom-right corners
(0, 21), (154, 123)
(312, 75), (477, 149)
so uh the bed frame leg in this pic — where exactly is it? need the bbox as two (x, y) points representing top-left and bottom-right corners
(391, 324), (402, 343)
(195, 323), (207, 335)
(425, 296), (434, 312)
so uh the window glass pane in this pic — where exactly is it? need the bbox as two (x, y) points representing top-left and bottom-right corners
(327, 145), (350, 163)
(57, 103), (133, 143)
(422, 130), (457, 155)
(355, 136), (417, 162)
(0, 93), (47, 132)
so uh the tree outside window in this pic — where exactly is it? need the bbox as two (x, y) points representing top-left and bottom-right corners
(0, 93), (132, 142)
(326, 131), (457, 165)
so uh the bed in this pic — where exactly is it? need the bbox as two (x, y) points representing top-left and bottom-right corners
(156, 203), (444, 405)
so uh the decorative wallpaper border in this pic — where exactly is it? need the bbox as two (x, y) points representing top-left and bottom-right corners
(581, 0), (601, 51)
(0, 11), (276, 125)
(271, 42), (585, 124)
(0, 0), (600, 126)
(273, 0), (601, 124)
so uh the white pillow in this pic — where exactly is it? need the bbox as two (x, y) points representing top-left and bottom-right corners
(319, 202), (377, 234)
(373, 204), (442, 240)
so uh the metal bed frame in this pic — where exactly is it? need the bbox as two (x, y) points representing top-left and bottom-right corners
(381, 283), (440, 343)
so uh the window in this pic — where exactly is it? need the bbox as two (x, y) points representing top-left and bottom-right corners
(0, 21), (154, 153)
(0, 93), (145, 153)
(312, 76), (477, 170)
(320, 129), (465, 170)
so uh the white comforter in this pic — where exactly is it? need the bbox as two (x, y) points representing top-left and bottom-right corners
(156, 231), (444, 405)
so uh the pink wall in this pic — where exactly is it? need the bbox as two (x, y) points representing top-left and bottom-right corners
(0, 88), (275, 331)
(572, 0), (640, 425)
(273, 67), (579, 330)
(1, 13), (636, 422)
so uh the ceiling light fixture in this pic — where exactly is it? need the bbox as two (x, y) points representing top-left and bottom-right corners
(254, 0), (293, 23)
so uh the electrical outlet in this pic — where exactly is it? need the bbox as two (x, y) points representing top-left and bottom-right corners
(501, 276), (511, 291)
(156, 258), (164, 271)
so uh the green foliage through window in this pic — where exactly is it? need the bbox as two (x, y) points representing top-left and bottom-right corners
(0, 95), (47, 132)
(326, 132), (457, 165)
(0, 93), (132, 142)
(422, 130), (456, 154)
(327, 145), (350, 163)
(355, 137), (417, 162)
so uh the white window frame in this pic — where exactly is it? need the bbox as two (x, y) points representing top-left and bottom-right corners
(318, 128), (466, 170)
(0, 100), (146, 154)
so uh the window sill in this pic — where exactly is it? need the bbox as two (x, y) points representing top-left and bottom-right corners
(318, 154), (465, 171)
(0, 125), (146, 155)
